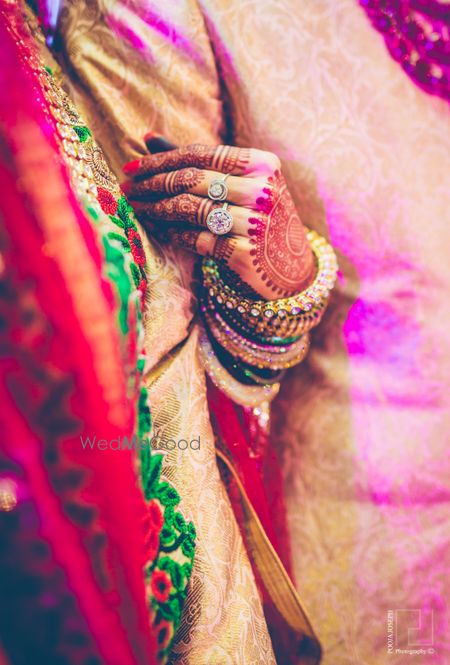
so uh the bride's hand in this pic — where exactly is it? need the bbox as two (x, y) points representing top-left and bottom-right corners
(122, 138), (315, 299)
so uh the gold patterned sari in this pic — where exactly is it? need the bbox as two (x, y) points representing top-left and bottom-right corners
(55, 0), (281, 662)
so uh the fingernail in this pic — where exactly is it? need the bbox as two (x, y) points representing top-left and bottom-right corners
(144, 132), (176, 153)
(120, 180), (131, 193)
(122, 159), (141, 174)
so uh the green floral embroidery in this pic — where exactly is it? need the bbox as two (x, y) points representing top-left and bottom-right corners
(72, 98), (195, 661)
(138, 386), (152, 438)
(140, 442), (196, 662)
(88, 188), (195, 663)
(102, 235), (133, 335)
(107, 231), (131, 252)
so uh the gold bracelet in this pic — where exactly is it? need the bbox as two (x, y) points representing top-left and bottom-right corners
(202, 229), (337, 328)
(201, 306), (311, 370)
(202, 286), (323, 343)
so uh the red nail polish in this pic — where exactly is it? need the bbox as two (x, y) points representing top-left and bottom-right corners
(120, 180), (130, 193)
(123, 159), (141, 174)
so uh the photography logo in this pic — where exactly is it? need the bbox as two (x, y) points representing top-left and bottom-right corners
(387, 609), (435, 656)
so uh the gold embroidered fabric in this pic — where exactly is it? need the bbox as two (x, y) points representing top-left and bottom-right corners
(57, 2), (277, 662)
(144, 327), (275, 664)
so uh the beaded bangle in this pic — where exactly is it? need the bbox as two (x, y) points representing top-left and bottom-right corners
(201, 305), (311, 370)
(202, 303), (302, 354)
(209, 336), (285, 386)
(202, 228), (337, 327)
(202, 287), (323, 344)
(197, 326), (280, 407)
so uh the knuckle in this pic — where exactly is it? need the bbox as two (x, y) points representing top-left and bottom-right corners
(248, 148), (281, 174)
(263, 150), (281, 171)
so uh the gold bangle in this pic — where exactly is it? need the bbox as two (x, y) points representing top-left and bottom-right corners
(201, 306), (311, 370)
(202, 228), (337, 327)
(202, 287), (323, 343)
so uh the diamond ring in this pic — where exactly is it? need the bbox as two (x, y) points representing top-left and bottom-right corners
(208, 173), (230, 201)
(206, 202), (234, 235)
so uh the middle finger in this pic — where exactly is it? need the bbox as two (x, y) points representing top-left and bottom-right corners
(132, 193), (266, 237)
(122, 168), (269, 209)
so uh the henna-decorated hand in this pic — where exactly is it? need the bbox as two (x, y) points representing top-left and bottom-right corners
(122, 136), (316, 299)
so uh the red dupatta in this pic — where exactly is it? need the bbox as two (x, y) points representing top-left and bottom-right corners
(0, 7), (157, 664)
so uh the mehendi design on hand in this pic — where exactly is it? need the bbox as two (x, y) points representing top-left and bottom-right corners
(248, 171), (315, 296)
(167, 228), (200, 253)
(132, 144), (251, 177)
(126, 168), (206, 198)
(216, 260), (263, 299)
(136, 194), (217, 227)
(125, 142), (315, 298)
(213, 236), (238, 263)
(213, 237), (262, 297)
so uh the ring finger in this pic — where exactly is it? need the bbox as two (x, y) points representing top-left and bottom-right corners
(132, 193), (266, 236)
(122, 168), (269, 209)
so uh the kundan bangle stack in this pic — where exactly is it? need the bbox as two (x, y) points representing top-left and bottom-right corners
(199, 228), (338, 396)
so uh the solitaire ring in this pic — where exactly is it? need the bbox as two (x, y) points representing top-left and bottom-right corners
(208, 173), (230, 201)
(206, 202), (234, 235)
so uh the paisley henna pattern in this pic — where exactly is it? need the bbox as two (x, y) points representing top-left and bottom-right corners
(248, 171), (315, 296)
(134, 144), (250, 178)
(125, 167), (205, 199)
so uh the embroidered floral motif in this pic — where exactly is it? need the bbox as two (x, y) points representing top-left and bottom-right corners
(154, 618), (173, 650)
(105, 193), (148, 298)
(127, 228), (146, 266)
(97, 186), (118, 215)
(143, 500), (164, 561)
(151, 569), (172, 603)
(42, 63), (196, 663)
(140, 440), (196, 662)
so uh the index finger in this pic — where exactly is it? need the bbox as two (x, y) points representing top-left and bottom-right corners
(123, 144), (251, 179)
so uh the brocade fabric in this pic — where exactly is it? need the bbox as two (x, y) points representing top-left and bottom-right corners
(57, 1), (450, 663)
(57, 1), (276, 663)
